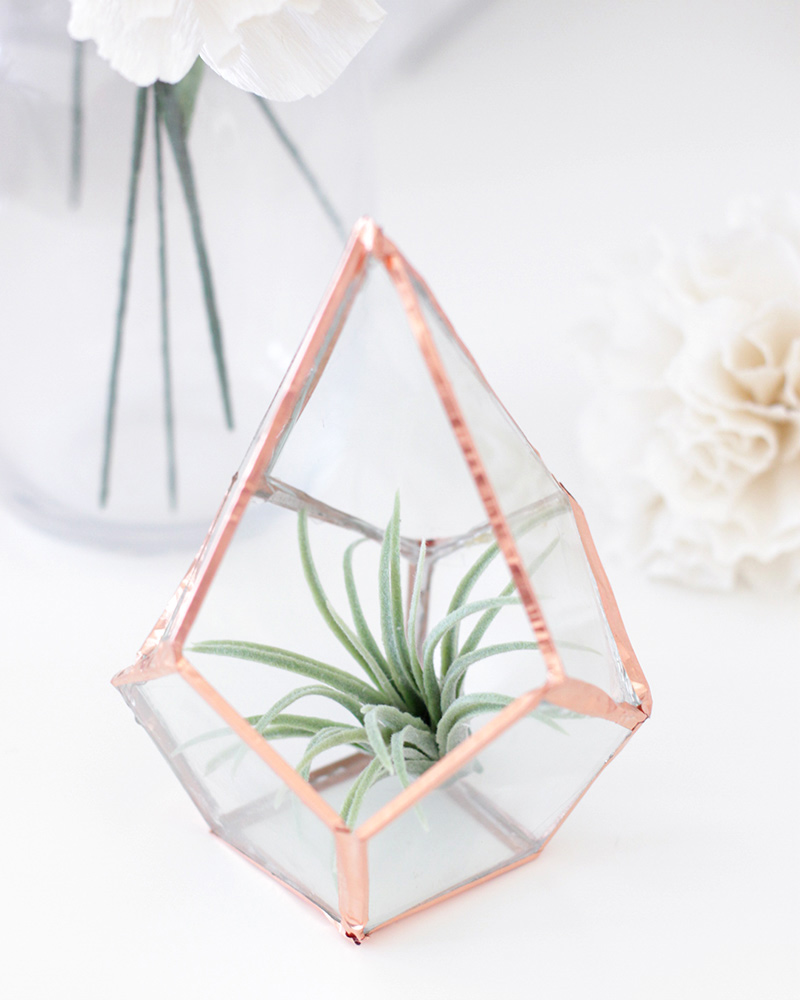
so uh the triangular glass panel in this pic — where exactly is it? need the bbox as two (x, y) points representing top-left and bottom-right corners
(114, 219), (650, 942)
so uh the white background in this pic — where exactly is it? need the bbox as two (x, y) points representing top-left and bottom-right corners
(3, 2), (799, 998)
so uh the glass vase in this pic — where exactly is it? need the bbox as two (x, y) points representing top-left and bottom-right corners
(0, 0), (372, 550)
(113, 220), (651, 941)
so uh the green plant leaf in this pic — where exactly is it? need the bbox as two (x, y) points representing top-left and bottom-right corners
(390, 728), (414, 788)
(341, 756), (386, 829)
(258, 712), (346, 734)
(193, 497), (580, 828)
(393, 723), (437, 761)
(436, 692), (514, 754)
(205, 742), (247, 776)
(296, 725), (369, 780)
(440, 539), (501, 676)
(250, 684), (365, 731)
(343, 538), (397, 699)
(378, 500), (425, 715)
(444, 532), (562, 680)
(388, 494), (415, 684)
(421, 595), (520, 725)
(189, 639), (385, 706)
(528, 703), (585, 735)
(390, 726), (432, 829)
(202, 714), (360, 777)
(440, 640), (540, 713)
(406, 541), (427, 692)
(363, 705), (430, 774)
(363, 710), (393, 772)
(457, 578), (518, 662)
(454, 534), (560, 666)
(298, 510), (400, 702)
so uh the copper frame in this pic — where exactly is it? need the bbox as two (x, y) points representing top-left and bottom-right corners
(114, 218), (651, 943)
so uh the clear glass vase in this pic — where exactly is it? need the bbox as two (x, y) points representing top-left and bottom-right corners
(113, 220), (651, 941)
(0, 0), (372, 550)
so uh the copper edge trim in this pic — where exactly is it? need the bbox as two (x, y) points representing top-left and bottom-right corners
(112, 553), (204, 687)
(114, 220), (376, 836)
(366, 851), (542, 938)
(211, 833), (341, 932)
(545, 678), (645, 731)
(115, 217), (651, 939)
(170, 221), (373, 649)
(564, 490), (652, 718)
(111, 641), (178, 687)
(365, 729), (633, 938)
(354, 668), (641, 843)
(177, 657), (347, 833)
(378, 241), (566, 687)
(336, 831), (369, 943)
(355, 688), (545, 841)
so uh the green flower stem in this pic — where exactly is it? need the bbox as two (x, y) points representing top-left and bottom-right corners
(156, 81), (233, 430)
(69, 40), (84, 206)
(153, 93), (177, 508)
(99, 86), (149, 508)
(252, 95), (346, 242)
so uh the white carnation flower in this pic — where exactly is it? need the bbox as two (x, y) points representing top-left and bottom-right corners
(68, 0), (386, 100)
(581, 197), (800, 589)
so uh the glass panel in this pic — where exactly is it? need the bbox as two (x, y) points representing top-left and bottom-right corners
(365, 706), (629, 930)
(0, 2), (371, 544)
(267, 260), (489, 538)
(114, 243), (646, 937)
(409, 276), (639, 705)
(178, 261), (560, 833)
(120, 673), (340, 918)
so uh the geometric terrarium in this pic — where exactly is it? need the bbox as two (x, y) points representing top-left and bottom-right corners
(113, 219), (651, 942)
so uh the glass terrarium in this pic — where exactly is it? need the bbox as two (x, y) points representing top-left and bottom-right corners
(113, 219), (651, 942)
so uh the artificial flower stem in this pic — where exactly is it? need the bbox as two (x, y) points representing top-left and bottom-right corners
(99, 86), (148, 507)
(156, 82), (234, 430)
(69, 40), (84, 206)
(153, 93), (178, 509)
(252, 96), (347, 242)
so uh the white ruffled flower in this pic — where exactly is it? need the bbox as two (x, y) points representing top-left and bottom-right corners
(580, 198), (800, 589)
(68, 0), (386, 100)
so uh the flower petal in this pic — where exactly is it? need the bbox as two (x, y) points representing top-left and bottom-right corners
(69, 0), (383, 96)
(580, 196), (800, 589)
(69, 0), (203, 86)
(199, 1), (386, 101)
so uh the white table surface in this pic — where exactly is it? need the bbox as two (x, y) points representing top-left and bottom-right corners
(3, 2), (799, 997)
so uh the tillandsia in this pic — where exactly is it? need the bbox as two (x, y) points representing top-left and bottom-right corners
(190, 496), (577, 828)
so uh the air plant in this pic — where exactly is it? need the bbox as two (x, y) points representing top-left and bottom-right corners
(191, 496), (575, 828)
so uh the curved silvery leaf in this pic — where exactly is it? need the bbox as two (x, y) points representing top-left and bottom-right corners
(68, 0), (386, 100)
